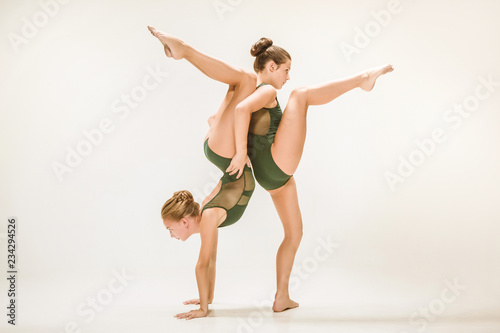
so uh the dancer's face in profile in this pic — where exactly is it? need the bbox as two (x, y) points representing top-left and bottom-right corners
(271, 58), (291, 90)
(163, 218), (190, 241)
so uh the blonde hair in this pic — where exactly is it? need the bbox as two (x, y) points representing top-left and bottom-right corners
(161, 190), (200, 221)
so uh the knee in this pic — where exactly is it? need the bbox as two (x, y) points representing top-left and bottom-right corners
(284, 228), (303, 247)
(290, 87), (309, 103)
(240, 70), (257, 84)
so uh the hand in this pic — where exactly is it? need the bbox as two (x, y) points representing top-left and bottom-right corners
(174, 308), (208, 320)
(226, 153), (251, 179)
(183, 298), (212, 305)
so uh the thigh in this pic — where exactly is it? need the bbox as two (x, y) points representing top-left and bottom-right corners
(209, 75), (257, 157)
(268, 176), (303, 237)
(271, 89), (309, 175)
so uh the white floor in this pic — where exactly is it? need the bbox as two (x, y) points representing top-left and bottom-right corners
(3, 305), (500, 333)
(2, 268), (499, 333)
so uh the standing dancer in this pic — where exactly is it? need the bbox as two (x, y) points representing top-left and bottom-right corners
(225, 38), (393, 312)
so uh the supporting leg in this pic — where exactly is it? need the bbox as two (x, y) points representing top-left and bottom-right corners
(268, 177), (302, 312)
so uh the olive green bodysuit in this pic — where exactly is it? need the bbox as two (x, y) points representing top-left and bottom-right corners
(247, 83), (292, 190)
(201, 138), (255, 228)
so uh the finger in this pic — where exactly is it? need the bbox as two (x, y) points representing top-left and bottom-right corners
(236, 169), (243, 179)
(225, 164), (233, 173)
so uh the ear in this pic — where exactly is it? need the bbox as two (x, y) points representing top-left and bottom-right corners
(180, 217), (189, 227)
(267, 60), (277, 72)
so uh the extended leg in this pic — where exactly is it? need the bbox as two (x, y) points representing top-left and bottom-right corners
(272, 64), (393, 175)
(148, 26), (254, 85)
(268, 177), (303, 312)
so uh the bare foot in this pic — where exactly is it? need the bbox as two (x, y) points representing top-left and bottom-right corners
(147, 26), (188, 60)
(360, 64), (394, 92)
(272, 294), (299, 312)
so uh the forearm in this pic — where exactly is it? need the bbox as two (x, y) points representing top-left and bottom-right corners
(234, 106), (251, 155)
(195, 264), (211, 312)
(208, 262), (216, 302)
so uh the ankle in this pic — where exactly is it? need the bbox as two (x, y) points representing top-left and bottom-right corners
(275, 291), (290, 299)
(359, 72), (368, 86)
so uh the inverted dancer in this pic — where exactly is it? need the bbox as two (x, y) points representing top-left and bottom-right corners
(149, 26), (393, 319)
(149, 26), (257, 320)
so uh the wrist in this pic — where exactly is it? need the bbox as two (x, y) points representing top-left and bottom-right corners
(236, 149), (247, 156)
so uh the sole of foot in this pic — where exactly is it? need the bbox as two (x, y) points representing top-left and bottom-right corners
(360, 64), (394, 92)
(147, 26), (187, 60)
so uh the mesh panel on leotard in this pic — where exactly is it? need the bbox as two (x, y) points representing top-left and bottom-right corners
(246, 83), (291, 190)
(204, 168), (254, 215)
(202, 139), (255, 228)
(248, 109), (271, 136)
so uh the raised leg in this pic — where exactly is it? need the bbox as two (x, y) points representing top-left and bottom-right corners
(207, 73), (256, 157)
(272, 65), (393, 175)
(148, 26), (254, 85)
(268, 176), (302, 312)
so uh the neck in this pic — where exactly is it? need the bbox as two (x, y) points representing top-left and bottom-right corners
(192, 214), (202, 234)
(257, 72), (272, 86)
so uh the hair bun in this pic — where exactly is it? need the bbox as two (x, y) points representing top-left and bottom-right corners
(251, 37), (273, 57)
(174, 190), (193, 202)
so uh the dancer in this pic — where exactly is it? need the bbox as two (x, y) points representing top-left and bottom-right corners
(148, 26), (257, 320)
(149, 26), (394, 318)
(225, 38), (393, 312)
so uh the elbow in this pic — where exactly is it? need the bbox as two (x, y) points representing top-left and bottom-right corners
(196, 261), (210, 271)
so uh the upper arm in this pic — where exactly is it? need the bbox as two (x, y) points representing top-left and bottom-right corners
(236, 85), (276, 113)
(197, 209), (220, 267)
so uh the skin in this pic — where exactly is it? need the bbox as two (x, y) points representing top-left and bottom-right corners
(227, 56), (393, 313)
(149, 25), (394, 318)
(163, 209), (220, 320)
(149, 25), (256, 320)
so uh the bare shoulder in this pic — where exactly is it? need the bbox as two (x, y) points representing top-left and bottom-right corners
(200, 207), (226, 229)
(258, 85), (277, 108)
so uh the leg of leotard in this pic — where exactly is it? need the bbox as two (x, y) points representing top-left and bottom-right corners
(271, 65), (393, 175)
(148, 26), (254, 86)
(267, 176), (302, 312)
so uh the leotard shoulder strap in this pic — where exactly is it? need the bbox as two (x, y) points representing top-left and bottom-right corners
(256, 82), (270, 89)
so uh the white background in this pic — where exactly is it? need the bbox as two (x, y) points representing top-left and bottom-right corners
(1, 0), (499, 332)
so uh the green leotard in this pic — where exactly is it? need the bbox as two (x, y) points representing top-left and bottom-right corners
(247, 83), (292, 190)
(201, 138), (255, 228)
